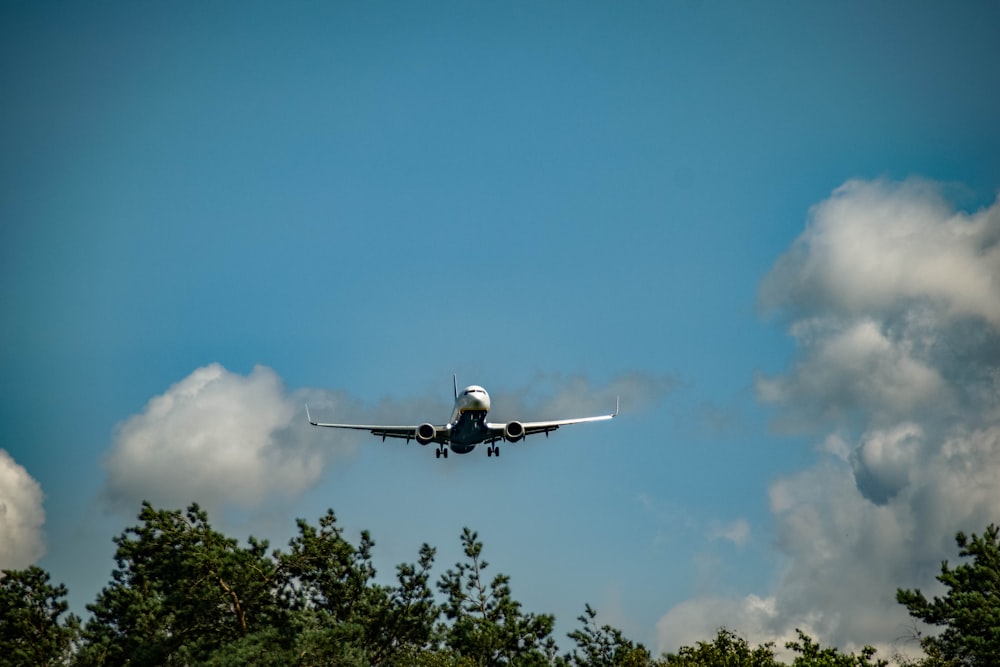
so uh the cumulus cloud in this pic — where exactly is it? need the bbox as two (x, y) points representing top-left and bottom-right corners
(0, 450), (46, 570)
(657, 178), (1000, 657)
(657, 594), (808, 660)
(759, 178), (1000, 326)
(104, 364), (351, 514)
(756, 317), (952, 429)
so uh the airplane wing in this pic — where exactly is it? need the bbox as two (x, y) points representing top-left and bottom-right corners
(305, 406), (447, 443)
(484, 398), (618, 444)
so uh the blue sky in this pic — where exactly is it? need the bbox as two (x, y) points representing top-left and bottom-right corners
(3, 1), (1000, 658)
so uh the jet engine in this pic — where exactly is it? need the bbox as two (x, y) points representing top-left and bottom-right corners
(416, 423), (437, 445)
(504, 421), (525, 443)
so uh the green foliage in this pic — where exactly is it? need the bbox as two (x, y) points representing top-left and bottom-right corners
(274, 509), (378, 660)
(658, 628), (887, 667)
(437, 527), (558, 666)
(896, 524), (1000, 667)
(75, 502), (283, 666)
(373, 542), (440, 664)
(659, 628), (780, 666)
(0, 565), (80, 666)
(785, 629), (887, 667)
(275, 509), (439, 665)
(72, 502), (446, 666)
(891, 637), (961, 667)
(5, 501), (997, 666)
(564, 604), (653, 666)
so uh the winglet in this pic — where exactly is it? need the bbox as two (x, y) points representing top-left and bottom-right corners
(305, 404), (316, 426)
(453, 374), (458, 400)
(613, 396), (620, 418)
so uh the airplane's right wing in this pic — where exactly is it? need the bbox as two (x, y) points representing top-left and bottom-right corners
(306, 406), (447, 443)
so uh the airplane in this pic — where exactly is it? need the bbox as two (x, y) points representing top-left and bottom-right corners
(306, 376), (617, 459)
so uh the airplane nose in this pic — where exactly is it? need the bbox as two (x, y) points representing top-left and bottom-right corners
(460, 386), (491, 412)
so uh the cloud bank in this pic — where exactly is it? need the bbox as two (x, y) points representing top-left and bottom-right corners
(104, 364), (338, 514)
(658, 178), (1000, 656)
(0, 449), (46, 570)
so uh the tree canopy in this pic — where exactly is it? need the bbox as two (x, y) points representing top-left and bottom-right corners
(897, 524), (1000, 666)
(2, 502), (997, 666)
(0, 565), (80, 667)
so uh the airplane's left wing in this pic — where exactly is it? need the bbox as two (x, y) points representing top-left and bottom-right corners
(484, 398), (618, 444)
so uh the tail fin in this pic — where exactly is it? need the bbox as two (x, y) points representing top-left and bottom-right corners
(453, 374), (458, 400)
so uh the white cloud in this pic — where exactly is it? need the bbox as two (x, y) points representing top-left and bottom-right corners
(708, 518), (750, 547)
(657, 594), (809, 660)
(756, 316), (954, 431)
(0, 449), (46, 570)
(851, 423), (923, 504)
(657, 178), (1000, 658)
(759, 178), (1000, 326)
(103, 363), (353, 514)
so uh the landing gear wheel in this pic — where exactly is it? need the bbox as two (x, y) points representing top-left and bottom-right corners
(494, 446), (499, 457)
(435, 449), (441, 459)
(487, 447), (493, 457)
(443, 448), (448, 458)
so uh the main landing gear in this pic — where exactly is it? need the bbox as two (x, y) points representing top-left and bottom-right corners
(434, 445), (500, 459)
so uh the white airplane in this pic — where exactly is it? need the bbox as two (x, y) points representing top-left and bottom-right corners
(307, 377), (617, 459)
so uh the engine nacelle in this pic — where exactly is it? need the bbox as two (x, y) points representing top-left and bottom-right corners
(416, 423), (437, 445)
(504, 421), (525, 443)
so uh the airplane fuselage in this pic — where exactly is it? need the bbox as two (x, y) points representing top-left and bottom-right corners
(448, 385), (491, 452)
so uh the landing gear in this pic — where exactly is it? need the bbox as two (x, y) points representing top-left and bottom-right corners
(487, 446), (500, 458)
(435, 447), (448, 459)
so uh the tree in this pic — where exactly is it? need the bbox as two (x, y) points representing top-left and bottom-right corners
(0, 565), (80, 666)
(275, 509), (377, 662)
(275, 509), (440, 665)
(896, 524), (1000, 666)
(658, 628), (781, 667)
(564, 604), (653, 667)
(437, 528), (557, 666)
(371, 543), (441, 665)
(785, 629), (887, 667)
(73, 502), (449, 666)
(659, 628), (886, 667)
(75, 502), (283, 666)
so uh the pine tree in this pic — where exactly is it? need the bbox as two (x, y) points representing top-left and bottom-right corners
(897, 524), (1000, 666)
(0, 565), (80, 666)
